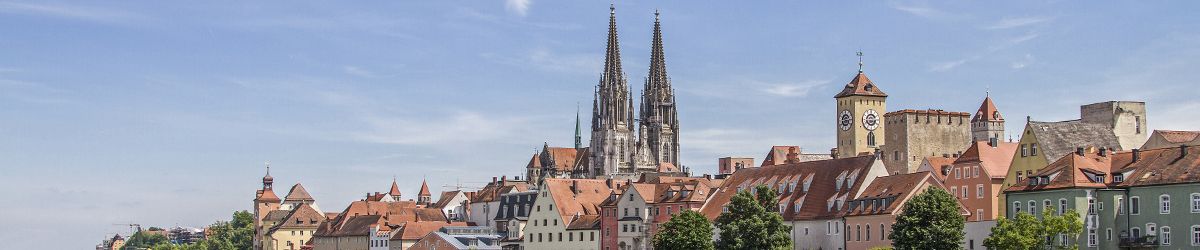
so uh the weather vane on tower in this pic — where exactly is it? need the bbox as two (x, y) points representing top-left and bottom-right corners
(857, 51), (864, 73)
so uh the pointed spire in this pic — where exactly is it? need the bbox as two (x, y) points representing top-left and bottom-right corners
(973, 95), (1003, 122)
(575, 103), (582, 149)
(418, 179), (431, 197)
(389, 178), (402, 196)
(262, 161), (273, 189)
(601, 3), (624, 89)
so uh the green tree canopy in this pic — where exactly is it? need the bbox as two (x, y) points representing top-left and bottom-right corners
(889, 187), (965, 250)
(714, 185), (792, 250)
(983, 207), (1083, 250)
(144, 210), (255, 250)
(653, 210), (715, 250)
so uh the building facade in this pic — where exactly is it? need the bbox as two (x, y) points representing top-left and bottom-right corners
(522, 179), (616, 250)
(834, 70), (888, 159)
(495, 190), (536, 250)
(880, 109), (972, 174)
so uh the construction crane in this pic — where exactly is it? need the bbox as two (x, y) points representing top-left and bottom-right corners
(112, 223), (143, 235)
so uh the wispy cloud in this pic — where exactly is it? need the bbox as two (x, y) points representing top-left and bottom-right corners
(343, 66), (377, 78)
(984, 16), (1053, 30)
(760, 80), (830, 97)
(1011, 54), (1035, 69)
(351, 112), (534, 145)
(889, 2), (966, 20)
(505, 0), (531, 17)
(0, 2), (142, 24)
(481, 47), (600, 74)
(929, 32), (1039, 72)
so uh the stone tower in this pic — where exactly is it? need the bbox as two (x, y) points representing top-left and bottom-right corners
(971, 95), (1005, 143)
(637, 10), (680, 168)
(1080, 101), (1147, 150)
(834, 60), (887, 158)
(590, 4), (637, 177)
(252, 165), (280, 250)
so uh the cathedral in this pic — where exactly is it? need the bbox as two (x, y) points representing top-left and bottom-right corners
(527, 6), (684, 184)
(588, 6), (682, 180)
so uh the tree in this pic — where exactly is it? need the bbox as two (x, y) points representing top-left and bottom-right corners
(142, 210), (255, 250)
(653, 210), (715, 250)
(889, 187), (965, 250)
(122, 231), (169, 249)
(714, 185), (792, 250)
(983, 207), (1084, 250)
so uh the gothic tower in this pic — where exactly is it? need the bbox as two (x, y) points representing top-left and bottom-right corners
(834, 54), (887, 158)
(971, 95), (1005, 143)
(590, 4), (637, 177)
(637, 10), (680, 168)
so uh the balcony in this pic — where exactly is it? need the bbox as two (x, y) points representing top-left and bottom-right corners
(1119, 235), (1158, 248)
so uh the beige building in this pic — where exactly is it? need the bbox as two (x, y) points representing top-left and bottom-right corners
(1080, 101), (1148, 150)
(834, 71), (888, 159)
(263, 204), (326, 250)
(522, 179), (616, 250)
(881, 109), (972, 174)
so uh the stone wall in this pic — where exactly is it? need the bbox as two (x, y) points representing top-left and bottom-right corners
(1081, 101), (1147, 150)
(882, 110), (972, 174)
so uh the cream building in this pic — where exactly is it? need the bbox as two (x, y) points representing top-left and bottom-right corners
(522, 179), (615, 250)
(264, 204), (326, 250)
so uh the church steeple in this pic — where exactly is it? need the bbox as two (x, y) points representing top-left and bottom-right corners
(575, 104), (582, 149)
(638, 9), (680, 168)
(590, 4), (637, 177)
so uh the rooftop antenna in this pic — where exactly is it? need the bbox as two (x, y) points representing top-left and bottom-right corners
(857, 51), (865, 73)
(986, 85), (990, 97)
(265, 161), (271, 174)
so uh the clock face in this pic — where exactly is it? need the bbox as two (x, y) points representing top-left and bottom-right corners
(839, 110), (853, 131)
(863, 109), (880, 131)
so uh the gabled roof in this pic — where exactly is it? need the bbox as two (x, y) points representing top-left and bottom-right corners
(1026, 120), (1123, 161)
(542, 146), (585, 172)
(761, 146), (832, 166)
(525, 154), (541, 169)
(833, 72), (887, 98)
(921, 156), (958, 181)
(1110, 146), (1200, 187)
(314, 200), (449, 237)
(431, 191), (464, 209)
(390, 221), (467, 241)
(954, 141), (1019, 179)
(267, 204), (326, 234)
(543, 179), (618, 226)
(699, 155), (883, 221)
(844, 171), (962, 217)
(1006, 150), (1114, 192)
(972, 96), (1003, 122)
(284, 183), (315, 202)
(263, 210), (292, 223)
(470, 179), (530, 204)
(565, 214), (602, 230)
(1155, 130), (1200, 143)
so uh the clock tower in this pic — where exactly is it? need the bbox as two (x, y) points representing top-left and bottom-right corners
(834, 55), (887, 158)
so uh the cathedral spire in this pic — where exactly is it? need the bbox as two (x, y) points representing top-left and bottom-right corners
(575, 104), (582, 149)
(602, 3), (623, 88)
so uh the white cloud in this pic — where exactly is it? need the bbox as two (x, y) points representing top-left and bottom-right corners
(505, 0), (531, 16)
(343, 66), (377, 78)
(0, 2), (141, 23)
(482, 47), (601, 74)
(929, 33), (1039, 72)
(929, 59), (969, 72)
(891, 4), (946, 19)
(985, 16), (1053, 30)
(760, 80), (830, 97)
(1011, 54), (1035, 69)
(351, 111), (534, 145)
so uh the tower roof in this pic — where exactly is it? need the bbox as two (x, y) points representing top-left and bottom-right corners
(972, 96), (1003, 122)
(389, 180), (402, 196)
(284, 183), (315, 202)
(418, 180), (431, 197)
(601, 4), (624, 87)
(833, 72), (887, 98)
(257, 189), (280, 202)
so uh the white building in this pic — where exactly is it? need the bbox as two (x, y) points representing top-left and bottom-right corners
(522, 179), (617, 250)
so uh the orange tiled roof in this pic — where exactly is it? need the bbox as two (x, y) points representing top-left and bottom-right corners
(257, 189), (281, 202)
(284, 183), (315, 202)
(389, 180), (402, 196)
(699, 155), (881, 221)
(1111, 146), (1200, 187)
(418, 180), (431, 197)
(1155, 130), (1200, 143)
(834, 72), (887, 98)
(390, 221), (467, 240)
(844, 171), (965, 217)
(267, 204), (326, 234)
(314, 200), (449, 237)
(972, 96), (1004, 122)
(1006, 150), (1114, 192)
(544, 179), (617, 226)
(954, 141), (1018, 179)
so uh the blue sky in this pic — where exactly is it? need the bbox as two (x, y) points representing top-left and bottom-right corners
(1, 1), (1198, 248)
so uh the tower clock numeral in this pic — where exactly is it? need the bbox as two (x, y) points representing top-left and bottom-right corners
(839, 110), (853, 131)
(863, 109), (880, 131)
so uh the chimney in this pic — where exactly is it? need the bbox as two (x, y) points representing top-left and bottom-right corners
(1132, 148), (1141, 162)
(570, 180), (579, 194)
(1076, 147), (1085, 156)
(1180, 145), (1190, 159)
(492, 176), (498, 184)
(989, 137), (998, 147)
(952, 153), (960, 158)
(1026, 116), (1031, 123)
(1099, 147), (1108, 157)
(501, 175), (508, 185)
(605, 178), (613, 188)
(943, 153), (950, 158)
(831, 148), (839, 159)
(785, 147), (801, 164)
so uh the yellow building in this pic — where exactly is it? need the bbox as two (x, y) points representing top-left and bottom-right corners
(264, 204), (326, 250)
(834, 69), (888, 159)
(998, 120), (1121, 217)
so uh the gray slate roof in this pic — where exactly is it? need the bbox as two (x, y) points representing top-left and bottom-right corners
(1028, 120), (1122, 160)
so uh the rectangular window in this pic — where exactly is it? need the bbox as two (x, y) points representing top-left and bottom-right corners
(1131, 197), (1141, 215)
(951, 187), (958, 198)
(1087, 228), (1097, 247)
(961, 186), (968, 198)
(1162, 195), (1172, 214)
(1191, 226), (1200, 246)
(976, 184), (984, 198)
(1117, 197), (1125, 215)
(1106, 228), (1112, 241)
(1031, 143), (1038, 156)
(976, 209), (983, 221)
(1021, 144), (1028, 157)
(1192, 193), (1200, 213)
(973, 166), (980, 178)
(1163, 227), (1171, 245)
(955, 168), (961, 179)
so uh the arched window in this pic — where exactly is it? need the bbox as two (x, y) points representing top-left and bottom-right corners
(867, 132), (877, 146)
(1161, 194), (1172, 214)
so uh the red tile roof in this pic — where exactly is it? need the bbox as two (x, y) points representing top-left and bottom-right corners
(267, 204), (327, 235)
(1006, 150), (1114, 192)
(922, 156), (958, 181)
(314, 200), (449, 237)
(284, 183), (315, 202)
(543, 179), (618, 227)
(1156, 130), (1200, 143)
(389, 180), (402, 197)
(390, 221), (467, 240)
(834, 72), (887, 98)
(257, 189), (281, 202)
(418, 180), (431, 197)
(954, 141), (1019, 179)
(972, 96), (1004, 122)
(1111, 145), (1200, 187)
(844, 171), (964, 217)
(699, 155), (883, 221)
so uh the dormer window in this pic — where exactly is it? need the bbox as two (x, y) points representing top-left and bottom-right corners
(1028, 177), (1038, 186)
(1113, 174), (1125, 183)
